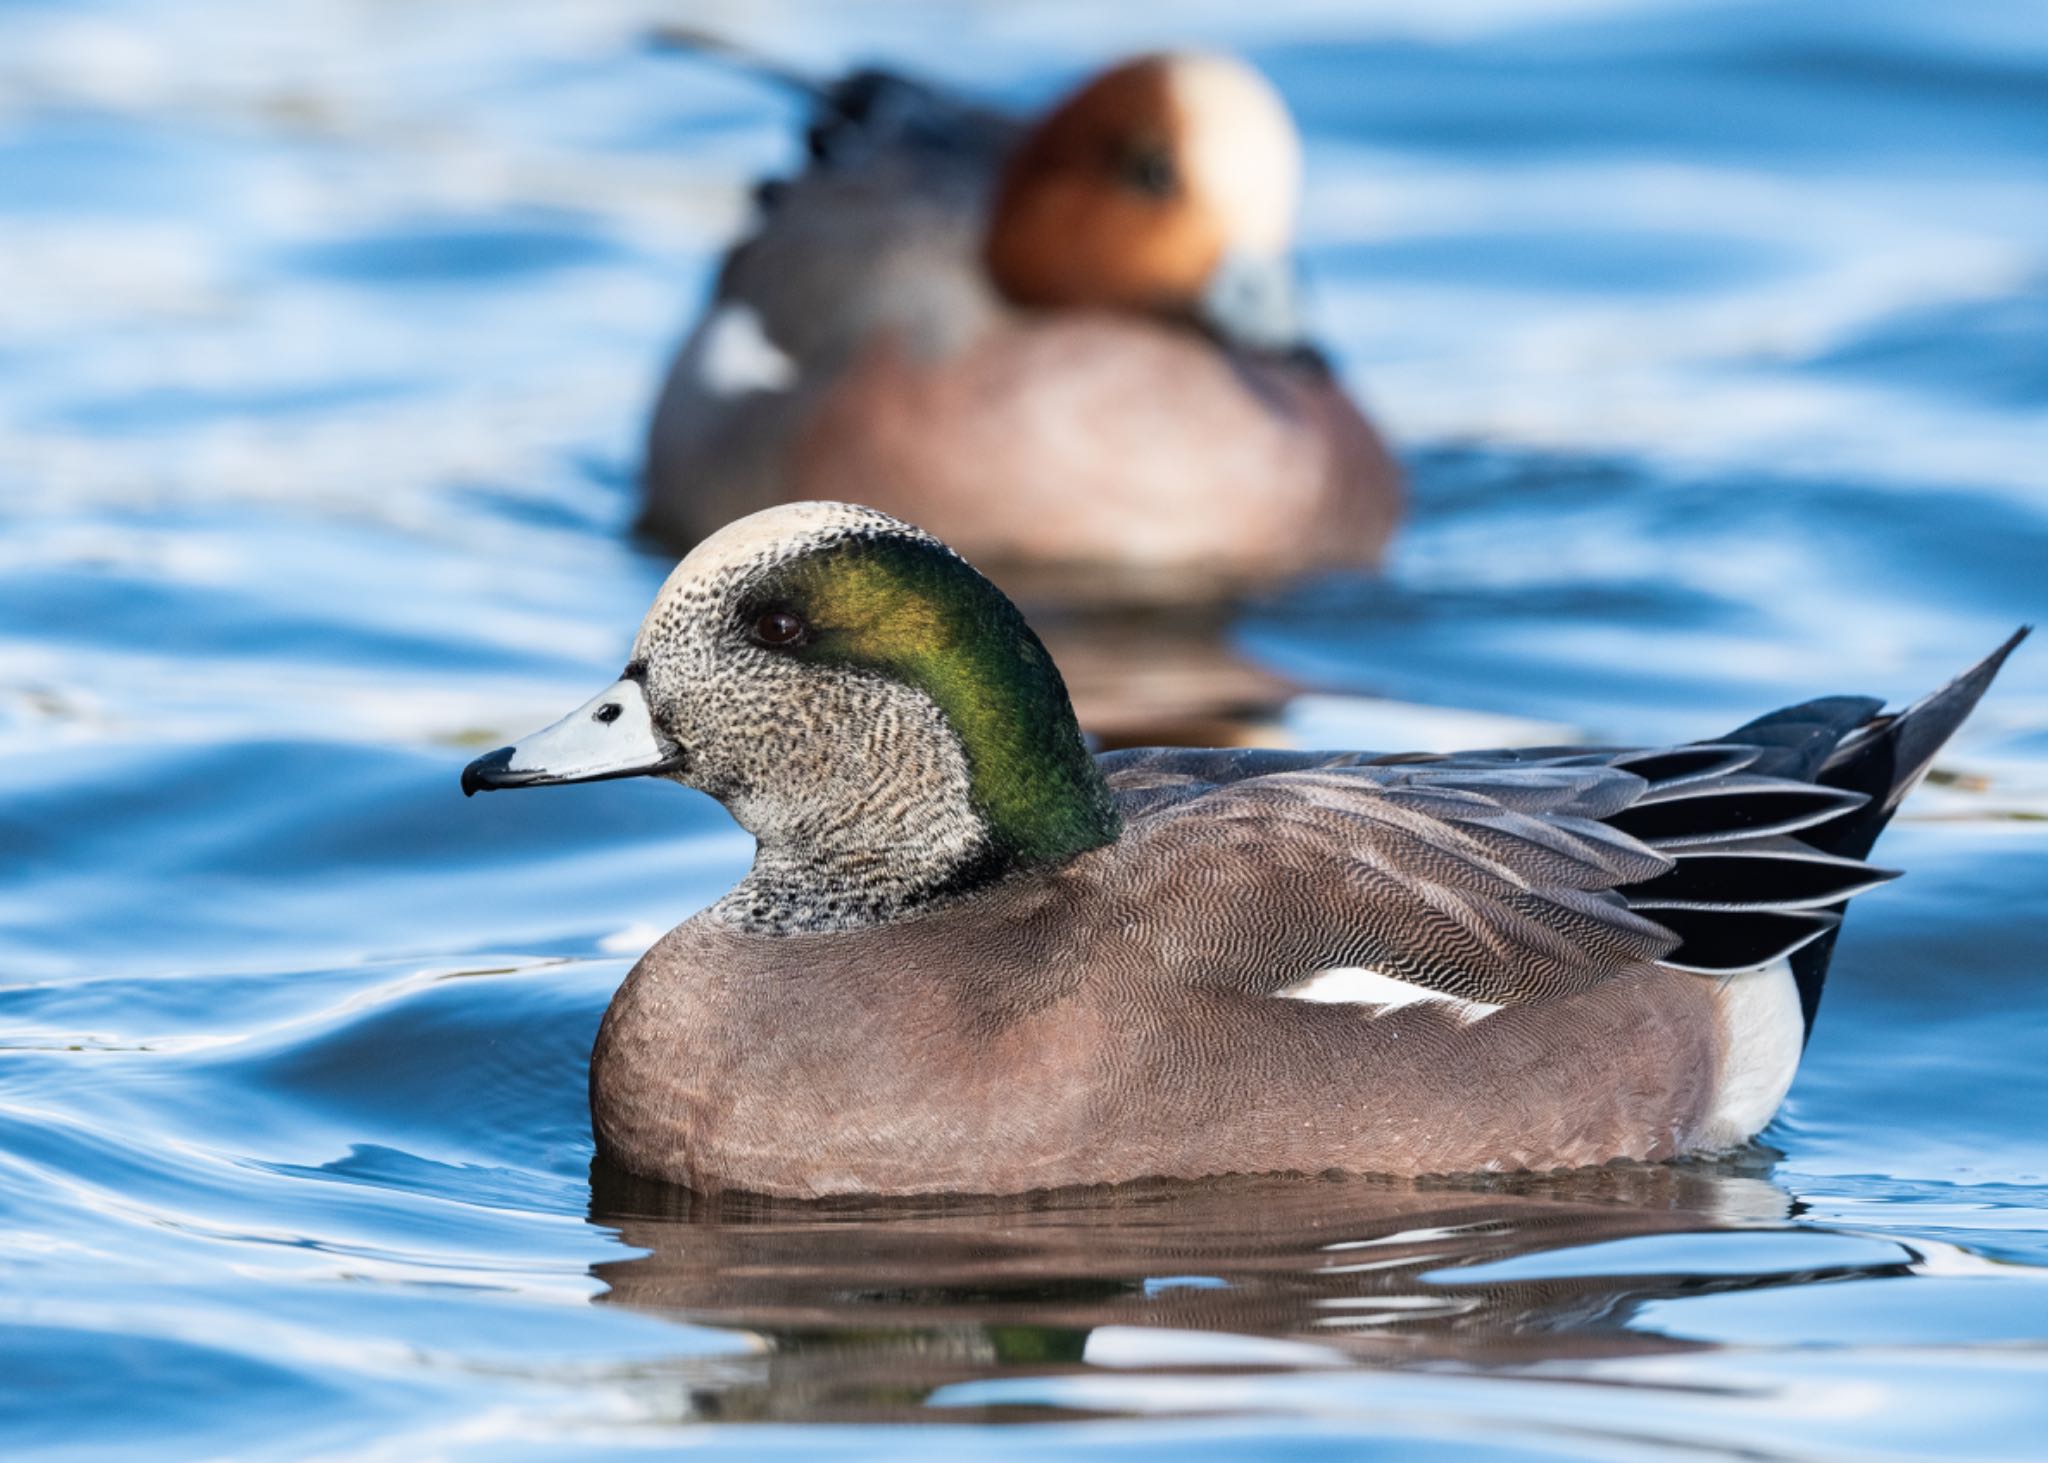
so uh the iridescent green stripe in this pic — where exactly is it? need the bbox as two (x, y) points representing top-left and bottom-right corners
(768, 536), (1120, 870)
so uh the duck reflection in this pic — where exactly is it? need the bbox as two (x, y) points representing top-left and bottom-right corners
(585, 1156), (1909, 1424)
(1030, 606), (1301, 750)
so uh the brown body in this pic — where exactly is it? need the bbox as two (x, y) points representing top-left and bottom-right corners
(594, 895), (1717, 1199)
(784, 319), (1397, 599)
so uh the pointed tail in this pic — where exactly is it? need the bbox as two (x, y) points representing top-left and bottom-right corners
(1786, 628), (2029, 1033)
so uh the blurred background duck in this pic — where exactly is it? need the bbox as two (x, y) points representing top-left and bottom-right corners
(641, 42), (1402, 611)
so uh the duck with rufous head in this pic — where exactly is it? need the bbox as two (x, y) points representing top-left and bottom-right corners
(643, 52), (1401, 608)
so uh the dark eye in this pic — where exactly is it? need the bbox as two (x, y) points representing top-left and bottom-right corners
(1118, 144), (1177, 198)
(751, 610), (806, 647)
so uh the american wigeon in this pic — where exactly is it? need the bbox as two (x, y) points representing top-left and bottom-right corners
(464, 503), (2023, 1199)
(641, 52), (1401, 604)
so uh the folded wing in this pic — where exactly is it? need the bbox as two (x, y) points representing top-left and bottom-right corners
(1097, 736), (1886, 1008)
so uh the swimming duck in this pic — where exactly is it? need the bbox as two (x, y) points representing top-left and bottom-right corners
(641, 51), (1401, 605)
(463, 503), (2022, 1199)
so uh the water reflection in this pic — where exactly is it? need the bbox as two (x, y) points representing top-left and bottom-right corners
(1032, 609), (1303, 749)
(586, 1157), (1918, 1426)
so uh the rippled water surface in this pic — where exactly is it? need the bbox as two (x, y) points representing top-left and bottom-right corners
(5, 1), (2047, 1457)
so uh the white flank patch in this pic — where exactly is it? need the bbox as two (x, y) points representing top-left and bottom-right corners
(695, 302), (797, 397)
(1700, 957), (1805, 1149)
(1278, 967), (1503, 1024)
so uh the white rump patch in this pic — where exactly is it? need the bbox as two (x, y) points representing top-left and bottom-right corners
(1699, 957), (1804, 1149)
(1278, 967), (1502, 1024)
(695, 302), (798, 397)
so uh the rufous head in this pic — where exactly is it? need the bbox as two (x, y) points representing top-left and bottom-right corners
(983, 53), (1307, 351)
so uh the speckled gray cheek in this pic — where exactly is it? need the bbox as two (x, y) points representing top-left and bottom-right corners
(631, 539), (791, 774)
(717, 658), (988, 927)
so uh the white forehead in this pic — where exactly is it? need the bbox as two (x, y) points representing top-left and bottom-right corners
(637, 502), (925, 650)
(672, 500), (918, 582)
(1164, 54), (1302, 257)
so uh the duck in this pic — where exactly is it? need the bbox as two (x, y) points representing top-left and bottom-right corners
(640, 50), (1402, 606)
(463, 502), (2024, 1199)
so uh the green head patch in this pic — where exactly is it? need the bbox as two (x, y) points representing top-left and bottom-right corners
(751, 534), (1121, 871)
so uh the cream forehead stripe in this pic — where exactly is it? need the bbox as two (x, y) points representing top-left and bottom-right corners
(1165, 54), (1302, 258)
(635, 502), (929, 649)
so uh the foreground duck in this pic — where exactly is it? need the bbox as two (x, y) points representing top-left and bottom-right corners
(464, 503), (2022, 1198)
(642, 51), (1400, 603)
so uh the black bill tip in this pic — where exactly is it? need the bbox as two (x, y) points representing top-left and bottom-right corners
(461, 746), (515, 797)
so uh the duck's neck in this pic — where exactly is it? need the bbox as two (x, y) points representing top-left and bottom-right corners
(712, 832), (1001, 936)
(705, 731), (984, 933)
(707, 683), (1119, 936)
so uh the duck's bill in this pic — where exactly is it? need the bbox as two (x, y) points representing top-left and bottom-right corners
(461, 677), (684, 796)
(1198, 249), (1310, 355)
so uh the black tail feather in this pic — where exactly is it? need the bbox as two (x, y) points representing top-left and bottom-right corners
(1641, 906), (1842, 975)
(1607, 630), (2025, 1031)
(1605, 777), (1870, 849)
(1775, 628), (2029, 1035)
(1622, 842), (1899, 912)
(1608, 744), (1761, 788)
(1810, 627), (2031, 862)
(1717, 695), (1886, 781)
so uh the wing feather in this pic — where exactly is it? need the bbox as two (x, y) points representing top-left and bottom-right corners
(1105, 762), (1681, 1007)
(1098, 730), (1898, 1004)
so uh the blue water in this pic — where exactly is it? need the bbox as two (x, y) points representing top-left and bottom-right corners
(4, 1), (2047, 1457)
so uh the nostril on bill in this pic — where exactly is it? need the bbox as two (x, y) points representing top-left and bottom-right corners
(594, 703), (622, 724)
